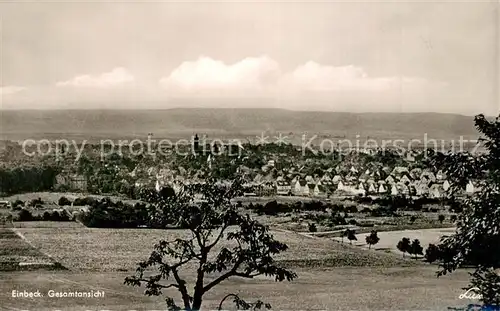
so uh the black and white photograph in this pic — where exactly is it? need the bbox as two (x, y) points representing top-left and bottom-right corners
(0, 1), (499, 310)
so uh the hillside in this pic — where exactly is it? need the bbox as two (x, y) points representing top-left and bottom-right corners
(0, 108), (479, 143)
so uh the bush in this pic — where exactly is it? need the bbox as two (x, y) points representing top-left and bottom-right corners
(28, 197), (44, 207)
(18, 209), (34, 221)
(308, 223), (317, 232)
(73, 196), (97, 206)
(58, 196), (72, 206)
(12, 199), (24, 208)
(345, 205), (358, 213)
(438, 214), (445, 223)
(361, 207), (372, 213)
(425, 244), (441, 263)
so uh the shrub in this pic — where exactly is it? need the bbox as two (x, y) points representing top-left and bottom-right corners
(438, 214), (445, 223)
(58, 196), (72, 206)
(18, 209), (34, 221)
(425, 244), (441, 263)
(365, 230), (380, 249)
(308, 223), (317, 232)
(397, 237), (411, 258)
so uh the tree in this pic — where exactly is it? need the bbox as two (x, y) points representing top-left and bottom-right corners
(397, 237), (411, 258)
(58, 196), (72, 206)
(438, 214), (445, 224)
(450, 215), (457, 223)
(347, 229), (357, 245)
(432, 114), (500, 305)
(409, 239), (424, 259)
(425, 244), (441, 263)
(341, 229), (349, 244)
(410, 215), (417, 224)
(365, 230), (380, 250)
(125, 178), (297, 310)
(308, 223), (317, 232)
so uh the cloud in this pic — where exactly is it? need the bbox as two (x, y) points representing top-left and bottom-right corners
(160, 56), (280, 92)
(56, 67), (135, 88)
(160, 56), (432, 96)
(280, 62), (429, 93)
(0, 86), (26, 95)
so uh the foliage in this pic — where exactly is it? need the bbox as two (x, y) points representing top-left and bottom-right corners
(365, 230), (380, 249)
(438, 214), (445, 224)
(397, 237), (411, 258)
(0, 165), (59, 195)
(432, 114), (500, 306)
(409, 239), (424, 259)
(58, 196), (72, 206)
(124, 178), (297, 311)
(346, 229), (357, 244)
(78, 199), (149, 228)
(425, 244), (441, 263)
(308, 223), (317, 232)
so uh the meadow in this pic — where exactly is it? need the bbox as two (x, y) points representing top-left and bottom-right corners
(0, 222), (478, 311)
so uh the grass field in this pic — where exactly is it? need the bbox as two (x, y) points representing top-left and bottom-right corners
(0, 266), (476, 311)
(14, 224), (420, 272)
(334, 228), (456, 256)
(0, 227), (63, 271)
(0, 222), (480, 310)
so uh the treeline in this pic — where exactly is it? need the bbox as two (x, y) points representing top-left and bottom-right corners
(354, 195), (464, 213)
(0, 165), (59, 195)
(16, 209), (71, 222)
(245, 200), (359, 216)
(77, 197), (150, 228)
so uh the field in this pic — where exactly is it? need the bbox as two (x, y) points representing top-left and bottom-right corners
(0, 266), (474, 311)
(0, 227), (62, 271)
(0, 220), (480, 310)
(347, 228), (457, 254)
(13, 224), (420, 272)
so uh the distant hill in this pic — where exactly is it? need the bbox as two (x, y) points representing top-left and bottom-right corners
(0, 108), (479, 143)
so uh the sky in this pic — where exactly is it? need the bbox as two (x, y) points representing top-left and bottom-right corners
(0, 1), (498, 115)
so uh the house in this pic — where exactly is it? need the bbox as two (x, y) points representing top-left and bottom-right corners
(409, 168), (423, 180)
(312, 184), (327, 197)
(378, 183), (387, 194)
(391, 184), (399, 196)
(385, 175), (396, 184)
(321, 174), (332, 182)
(368, 183), (377, 194)
(337, 180), (345, 192)
(332, 175), (342, 184)
(391, 166), (409, 176)
(398, 183), (410, 195)
(436, 170), (447, 181)
(442, 180), (451, 192)
(420, 171), (436, 182)
(358, 173), (370, 183)
(429, 183), (444, 199)
(56, 173), (88, 191)
(258, 181), (276, 196)
(415, 181), (430, 196)
(466, 181), (478, 194)
(293, 180), (309, 196)
(276, 181), (292, 195)
(356, 183), (366, 196)
(406, 152), (416, 162)
(400, 174), (412, 185)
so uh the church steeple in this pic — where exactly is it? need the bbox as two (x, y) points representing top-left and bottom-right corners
(193, 133), (199, 153)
